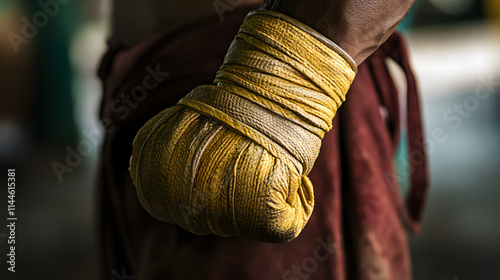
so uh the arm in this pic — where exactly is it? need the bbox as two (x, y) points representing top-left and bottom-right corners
(261, 0), (416, 64)
(129, 2), (415, 243)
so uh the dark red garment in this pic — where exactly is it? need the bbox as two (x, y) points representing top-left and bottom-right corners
(96, 5), (428, 280)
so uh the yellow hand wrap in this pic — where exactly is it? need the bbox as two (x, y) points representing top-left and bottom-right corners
(129, 10), (356, 243)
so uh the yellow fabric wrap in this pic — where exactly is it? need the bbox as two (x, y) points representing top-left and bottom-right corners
(129, 10), (356, 243)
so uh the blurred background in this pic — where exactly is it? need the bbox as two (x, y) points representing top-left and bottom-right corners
(0, 0), (498, 279)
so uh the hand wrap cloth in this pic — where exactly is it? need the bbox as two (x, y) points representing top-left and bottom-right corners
(129, 10), (356, 242)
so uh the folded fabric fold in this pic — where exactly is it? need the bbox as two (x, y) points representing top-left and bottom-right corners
(129, 10), (356, 242)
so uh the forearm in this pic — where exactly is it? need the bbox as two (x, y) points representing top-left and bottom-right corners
(260, 0), (415, 64)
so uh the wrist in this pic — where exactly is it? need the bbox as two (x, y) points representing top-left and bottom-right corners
(251, 10), (357, 72)
(260, 1), (364, 64)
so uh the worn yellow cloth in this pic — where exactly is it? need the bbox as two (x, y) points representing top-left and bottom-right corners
(129, 10), (356, 242)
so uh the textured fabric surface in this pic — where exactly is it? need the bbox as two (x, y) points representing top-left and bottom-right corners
(129, 11), (356, 243)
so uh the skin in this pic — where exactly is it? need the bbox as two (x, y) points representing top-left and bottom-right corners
(260, 0), (416, 64)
